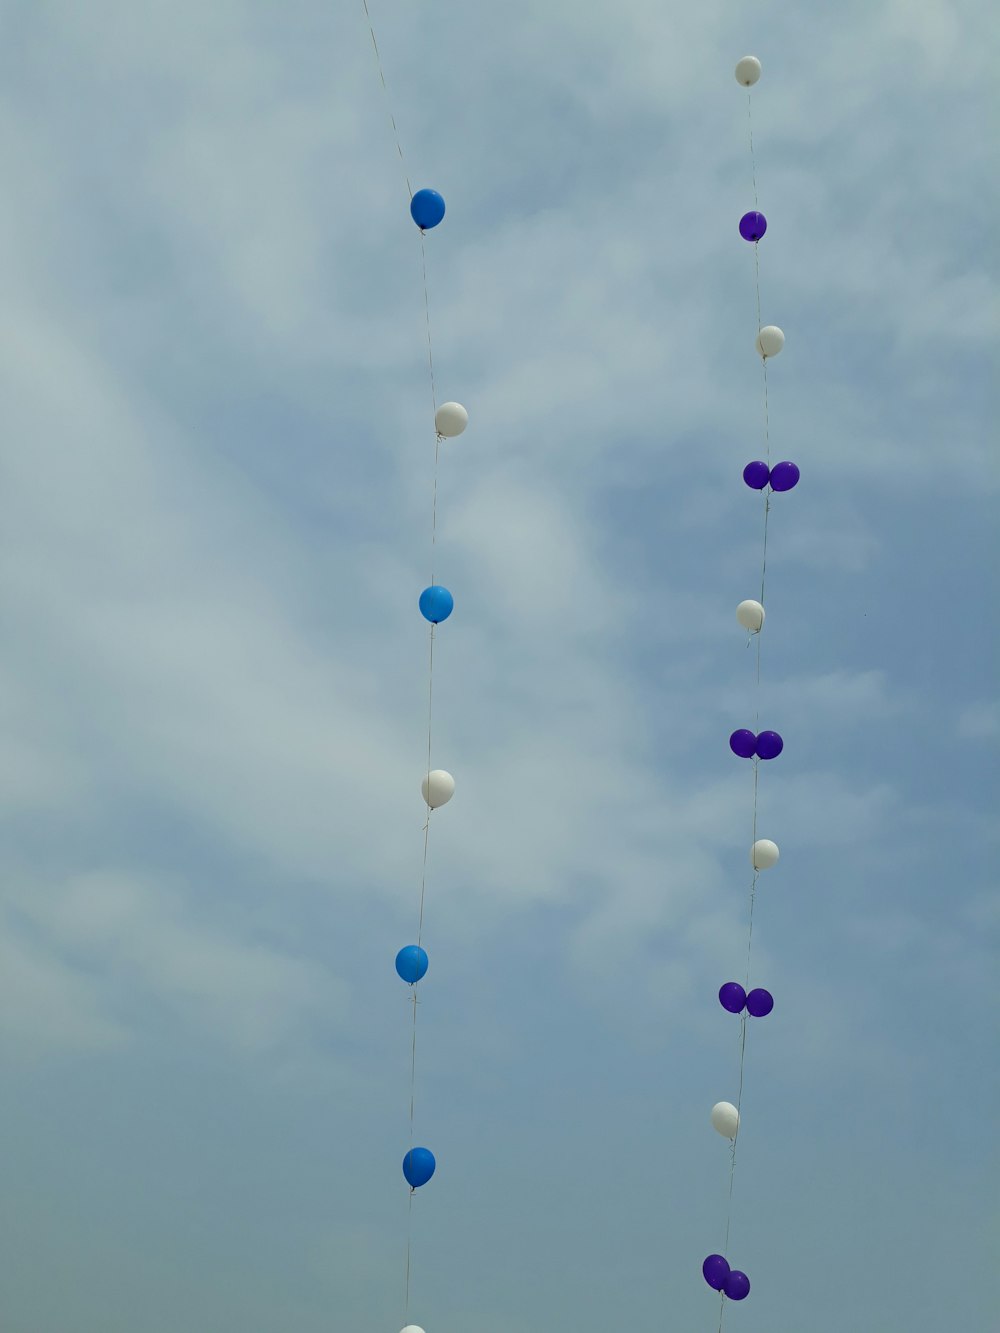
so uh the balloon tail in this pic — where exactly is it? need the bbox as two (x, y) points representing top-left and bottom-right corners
(361, 0), (413, 200)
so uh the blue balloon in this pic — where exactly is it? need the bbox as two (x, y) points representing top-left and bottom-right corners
(739, 211), (767, 242)
(395, 945), (429, 985)
(410, 188), (446, 230)
(419, 585), (454, 624)
(703, 1255), (730, 1291)
(754, 730), (783, 760)
(730, 729), (757, 759)
(403, 1146), (436, 1189)
(719, 982), (747, 1014)
(769, 460), (800, 492)
(724, 1269), (751, 1301)
(743, 460), (770, 490)
(746, 987), (774, 1017)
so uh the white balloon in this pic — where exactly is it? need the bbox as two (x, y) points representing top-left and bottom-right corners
(435, 402), (468, 438)
(421, 769), (455, 809)
(401, 1327), (426, 1333)
(711, 1101), (740, 1139)
(751, 838), (780, 870)
(756, 325), (785, 359)
(736, 599), (765, 633)
(735, 56), (762, 87)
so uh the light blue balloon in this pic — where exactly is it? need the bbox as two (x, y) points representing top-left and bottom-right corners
(419, 585), (453, 623)
(403, 1146), (436, 1189)
(395, 945), (428, 985)
(410, 189), (446, 230)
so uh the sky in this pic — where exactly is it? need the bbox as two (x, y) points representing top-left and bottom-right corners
(0, 1), (996, 1330)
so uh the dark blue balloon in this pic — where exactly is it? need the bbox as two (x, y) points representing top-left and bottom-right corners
(743, 460), (770, 490)
(410, 188), (446, 230)
(746, 987), (774, 1017)
(739, 211), (767, 242)
(754, 730), (783, 760)
(730, 729), (757, 759)
(419, 585), (454, 624)
(724, 1269), (751, 1301)
(703, 1255), (730, 1291)
(403, 1146), (436, 1189)
(719, 982), (747, 1014)
(395, 945), (429, 985)
(769, 461), (800, 492)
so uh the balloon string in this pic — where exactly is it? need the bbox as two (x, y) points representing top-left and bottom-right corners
(362, 7), (447, 1325)
(762, 359), (771, 467)
(421, 234), (439, 419)
(430, 435), (440, 587)
(418, 625), (435, 947)
(718, 77), (768, 1333)
(361, 0), (413, 200)
(721, 89), (769, 1310)
(404, 1187), (414, 1321)
(759, 494), (770, 610)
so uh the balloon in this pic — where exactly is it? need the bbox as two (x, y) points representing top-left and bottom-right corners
(719, 982), (747, 1014)
(724, 1270), (751, 1301)
(769, 460), (800, 492)
(739, 211), (767, 242)
(729, 729), (757, 759)
(755, 325), (785, 359)
(435, 402), (468, 437)
(711, 1101), (740, 1139)
(735, 56), (762, 86)
(754, 730), (783, 760)
(703, 1254), (730, 1291)
(421, 770), (454, 809)
(401, 1327), (426, 1333)
(395, 945), (429, 985)
(403, 1146), (436, 1189)
(410, 189), (445, 230)
(746, 987), (774, 1017)
(419, 586), (454, 624)
(751, 838), (780, 870)
(743, 460), (770, 490)
(736, 600), (765, 633)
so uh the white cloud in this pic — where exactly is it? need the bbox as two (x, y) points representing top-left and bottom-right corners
(8, 870), (347, 1055)
(0, 921), (128, 1057)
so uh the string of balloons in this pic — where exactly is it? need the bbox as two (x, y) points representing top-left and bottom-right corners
(362, 6), (469, 1332)
(702, 55), (801, 1326)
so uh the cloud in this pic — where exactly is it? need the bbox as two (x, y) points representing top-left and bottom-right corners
(957, 700), (1000, 740)
(0, 921), (127, 1058)
(0, 4), (995, 1328)
(5, 871), (347, 1056)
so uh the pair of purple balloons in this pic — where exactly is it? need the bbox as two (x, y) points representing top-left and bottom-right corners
(703, 1254), (751, 1300)
(743, 460), (800, 492)
(730, 729), (783, 760)
(719, 982), (774, 1017)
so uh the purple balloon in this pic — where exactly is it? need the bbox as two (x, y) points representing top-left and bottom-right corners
(719, 982), (747, 1014)
(703, 1255), (730, 1291)
(746, 987), (774, 1017)
(743, 460), (770, 490)
(739, 211), (767, 242)
(754, 730), (783, 760)
(769, 461), (800, 492)
(729, 729), (757, 759)
(724, 1269), (751, 1301)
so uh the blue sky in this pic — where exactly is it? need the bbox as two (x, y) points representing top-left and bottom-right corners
(0, 2), (996, 1330)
